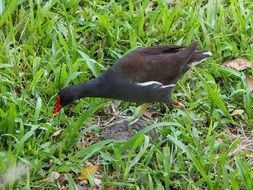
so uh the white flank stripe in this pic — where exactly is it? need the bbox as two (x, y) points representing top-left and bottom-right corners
(136, 81), (163, 86)
(160, 84), (176, 88)
(136, 81), (175, 89)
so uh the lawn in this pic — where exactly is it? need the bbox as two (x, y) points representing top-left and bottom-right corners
(1, 0), (253, 189)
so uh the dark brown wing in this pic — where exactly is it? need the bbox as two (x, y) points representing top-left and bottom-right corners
(133, 44), (183, 55)
(110, 42), (197, 84)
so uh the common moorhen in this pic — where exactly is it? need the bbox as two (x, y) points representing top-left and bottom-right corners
(53, 42), (211, 115)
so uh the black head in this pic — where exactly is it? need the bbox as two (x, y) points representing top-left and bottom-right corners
(58, 86), (79, 107)
(53, 86), (78, 115)
(53, 80), (102, 115)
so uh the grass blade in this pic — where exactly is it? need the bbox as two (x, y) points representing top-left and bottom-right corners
(167, 135), (213, 189)
(0, 0), (19, 26)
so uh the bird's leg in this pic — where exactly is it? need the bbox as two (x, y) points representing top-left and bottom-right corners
(127, 103), (150, 125)
(165, 89), (185, 108)
(167, 99), (194, 123)
(134, 103), (150, 118)
(174, 101), (185, 107)
(167, 99), (185, 108)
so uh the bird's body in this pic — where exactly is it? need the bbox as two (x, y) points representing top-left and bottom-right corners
(53, 42), (211, 114)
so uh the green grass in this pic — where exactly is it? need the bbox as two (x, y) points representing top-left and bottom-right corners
(1, 0), (253, 189)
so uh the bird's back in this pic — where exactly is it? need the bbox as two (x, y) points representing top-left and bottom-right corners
(105, 42), (201, 84)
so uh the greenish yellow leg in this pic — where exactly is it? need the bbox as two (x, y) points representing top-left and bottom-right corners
(133, 103), (150, 118)
(127, 103), (150, 125)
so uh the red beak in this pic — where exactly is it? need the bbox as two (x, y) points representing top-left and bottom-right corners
(53, 96), (62, 116)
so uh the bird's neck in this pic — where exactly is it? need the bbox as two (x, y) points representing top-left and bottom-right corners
(74, 79), (102, 99)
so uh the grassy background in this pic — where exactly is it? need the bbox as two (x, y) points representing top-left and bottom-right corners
(1, 0), (253, 189)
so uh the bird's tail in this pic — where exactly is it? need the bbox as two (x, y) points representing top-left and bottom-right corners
(188, 49), (212, 66)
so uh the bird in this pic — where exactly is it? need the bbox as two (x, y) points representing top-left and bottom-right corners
(53, 41), (211, 116)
